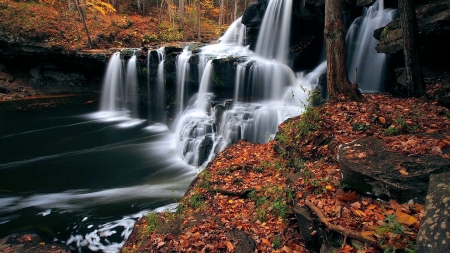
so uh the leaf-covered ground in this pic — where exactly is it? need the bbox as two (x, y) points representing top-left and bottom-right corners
(121, 93), (450, 253)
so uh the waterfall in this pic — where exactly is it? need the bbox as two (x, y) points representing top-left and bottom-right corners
(346, 0), (396, 92)
(194, 60), (213, 111)
(96, 0), (392, 168)
(100, 52), (123, 113)
(219, 17), (246, 46)
(254, 0), (293, 64)
(176, 49), (192, 113)
(125, 55), (138, 118)
(156, 48), (166, 123)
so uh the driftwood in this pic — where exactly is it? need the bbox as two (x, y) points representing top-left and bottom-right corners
(304, 200), (377, 245)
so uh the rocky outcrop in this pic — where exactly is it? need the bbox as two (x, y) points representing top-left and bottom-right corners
(417, 171), (450, 252)
(0, 31), (116, 100)
(338, 137), (450, 204)
(375, 0), (450, 55)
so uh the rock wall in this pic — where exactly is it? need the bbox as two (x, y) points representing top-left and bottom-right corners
(0, 31), (113, 101)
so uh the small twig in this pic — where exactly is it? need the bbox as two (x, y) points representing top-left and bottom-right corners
(341, 235), (348, 249)
(305, 200), (377, 245)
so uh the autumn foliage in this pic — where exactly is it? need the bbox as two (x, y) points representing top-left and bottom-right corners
(0, 0), (228, 50)
(121, 93), (450, 253)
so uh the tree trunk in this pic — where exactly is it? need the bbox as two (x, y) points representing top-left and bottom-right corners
(219, 0), (224, 33)
(399, 0), (424, 97)
(197, 0), (201, 41)
(233, 0), (238, 22)
(73, 0), (93, 47)
(324, 0), (361, 102)
(179, 0), (184, 30)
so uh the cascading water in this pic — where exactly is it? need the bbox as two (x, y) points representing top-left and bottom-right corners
(254, 0), (293, 64)
(97, 0), (393, 168)
(174, 0), (308, 166)
(346, 0), (396, 92)
(218, 17), (246, 46)
(125, 55), (139, 118)
(156, 48), (166, 123)
(100, 52), (123, 113)
(176, 49), (192, 113)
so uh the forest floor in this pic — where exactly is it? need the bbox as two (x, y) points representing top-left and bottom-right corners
(121, 87), (450, 253)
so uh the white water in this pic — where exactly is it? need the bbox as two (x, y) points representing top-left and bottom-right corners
(218, 17), (246, 46)
(100, 53), (123, 113)
(156, 48), (166, 123)
(255, 0), (293, 64)
(346, 0), (396, 92)
(176, 49), (192, 113)
(125, 55), (138, 118)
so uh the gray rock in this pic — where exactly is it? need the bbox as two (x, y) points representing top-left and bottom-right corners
(376, 0), (450, 54)
(417, 171), (450, 252)
(357, 0), (375, 7)
(338, 137), (450, 204)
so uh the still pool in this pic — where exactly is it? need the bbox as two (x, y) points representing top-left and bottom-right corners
(0, 100), (196, 252)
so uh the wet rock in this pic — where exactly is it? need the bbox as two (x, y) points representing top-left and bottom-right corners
(338, 137), (450, 204)
(293, 205), (327, 252)
(417, 171), (450, 252)
(227, 229), (256, 253)
(241, 0), (268, 27)
(376, 0), (450, 54)
(0, 85), (9, 94)
(357, 0), (375, 7)
(198, 134), (214, 166)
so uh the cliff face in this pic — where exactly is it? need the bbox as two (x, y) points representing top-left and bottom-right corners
(0, 31), (113, 101)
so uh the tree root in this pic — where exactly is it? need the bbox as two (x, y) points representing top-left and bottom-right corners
(305, 200), (377, 245)
(212, 188), (253, 197)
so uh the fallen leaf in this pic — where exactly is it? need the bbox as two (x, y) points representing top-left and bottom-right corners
(353, 209), (366, 217)
(262, 238), (272, 247)
(396, 211), (417, 225)
(351, 202), (361, 209)
(226, 241), (234, 252)
(367, 203), (377, 210)
(379, 117), (386, 124)
(361, 230), (375, 236)
(399, 169), (409, 175)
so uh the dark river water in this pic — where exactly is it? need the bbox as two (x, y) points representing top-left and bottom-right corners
(0, 101), (196, 252)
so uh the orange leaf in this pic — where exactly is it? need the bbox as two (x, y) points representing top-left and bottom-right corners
(386, 209), (395, 215)
(226, 241), (234, 252)
(395, 211), (417, 225)
(262, 238), (271, 247)
(367, 203), (377, 210)
(338, 191), (358, 201)
(361, 230), (375, 236)
(399, 169), (409, 175)
(353, 209), (366, 217)
(325, 185), (336, 191)
(379, 117), (386, 124)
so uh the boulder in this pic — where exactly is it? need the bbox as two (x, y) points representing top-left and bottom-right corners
(338, 137), (450, 204)
(241, 0), (268, 27)
(417, 171), (450, 252)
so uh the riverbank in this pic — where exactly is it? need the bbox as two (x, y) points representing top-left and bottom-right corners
(120, 92), (450, 253)
(0, 94), (99, 112)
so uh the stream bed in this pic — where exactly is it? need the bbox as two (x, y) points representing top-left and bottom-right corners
(0, 99), (196, 252)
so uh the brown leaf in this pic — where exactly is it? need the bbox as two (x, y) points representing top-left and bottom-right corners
(226, 241), (234, 252)
(396, 211), (417, 225)
(262, 238), (272, 247)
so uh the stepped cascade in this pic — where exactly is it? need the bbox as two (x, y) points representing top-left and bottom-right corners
(99, 0), (393, 167)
